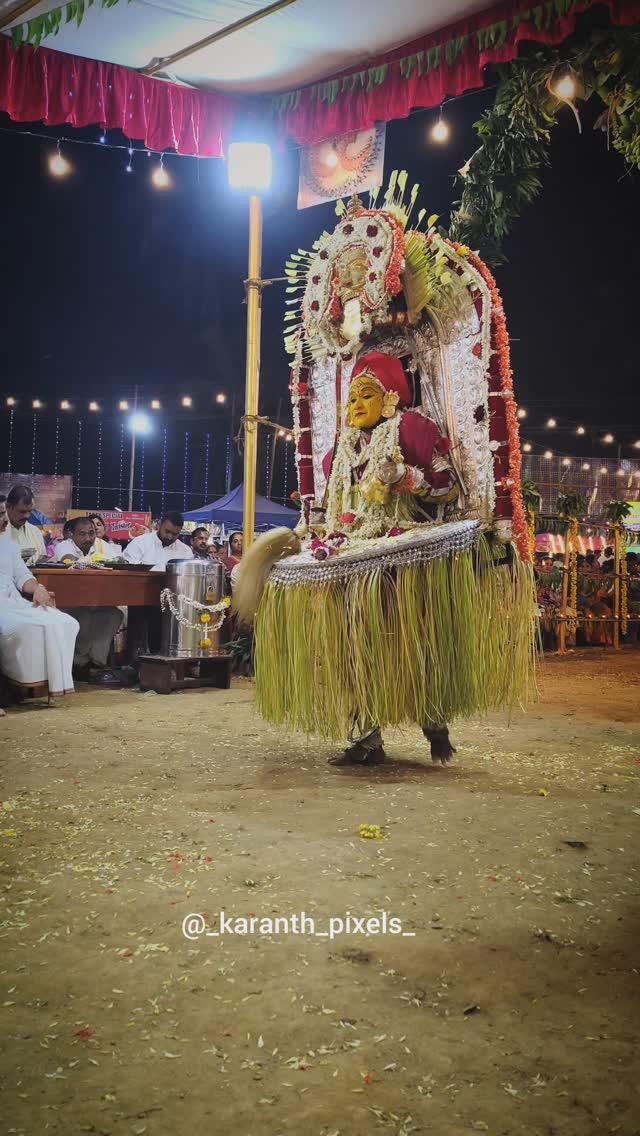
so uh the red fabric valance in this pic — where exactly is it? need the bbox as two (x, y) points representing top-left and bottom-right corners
(0, 35), (235, 156)
(272, 0), (640, 146)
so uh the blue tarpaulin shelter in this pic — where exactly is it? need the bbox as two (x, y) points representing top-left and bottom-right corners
(29, 509), (52, 525)
(184, 484), (298, 529)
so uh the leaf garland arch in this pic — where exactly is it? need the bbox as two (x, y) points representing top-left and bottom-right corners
(449, 25), (640, 265)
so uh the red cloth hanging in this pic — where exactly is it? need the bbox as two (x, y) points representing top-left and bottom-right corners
(273, 0), (640, 146)
(0, 36), (235, 157)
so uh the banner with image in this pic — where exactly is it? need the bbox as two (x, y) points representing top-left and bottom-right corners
(297, 125), (386, 210)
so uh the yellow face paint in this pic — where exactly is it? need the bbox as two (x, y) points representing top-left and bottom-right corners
(347, 376), (385, 430)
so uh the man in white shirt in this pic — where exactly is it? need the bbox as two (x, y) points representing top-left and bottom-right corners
(54, 517), (123, 679)
(124, 512), (192, 660)
(123, 511), (193, 570)
(6, 483), (47, 565)
(0, 501), (79, 700)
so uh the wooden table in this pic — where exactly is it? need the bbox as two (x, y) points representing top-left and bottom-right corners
(33, 568), (166, 607)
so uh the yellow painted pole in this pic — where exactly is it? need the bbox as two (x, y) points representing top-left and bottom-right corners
(242, 194), (263, 549)
(558, 530), (570, 654)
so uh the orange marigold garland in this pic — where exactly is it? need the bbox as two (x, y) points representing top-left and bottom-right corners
(568, 516), (579, 636)
(451, 244), (530, 561)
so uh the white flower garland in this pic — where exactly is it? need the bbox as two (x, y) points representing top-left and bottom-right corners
(160, 589), (230, 632)
(325, 416), (405, 539)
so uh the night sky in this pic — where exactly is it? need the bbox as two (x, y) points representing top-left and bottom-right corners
(0, 58), (637, 514)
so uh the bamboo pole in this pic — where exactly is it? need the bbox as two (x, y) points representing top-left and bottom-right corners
(558, 528), (571, 654)
(613, 524), (621, 650)
(242, 195), (263, 549)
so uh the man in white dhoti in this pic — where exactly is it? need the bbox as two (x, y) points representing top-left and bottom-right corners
(6, 484), (46, 565)
(53, 517), (123, 680)
(0, 500), (78, 699)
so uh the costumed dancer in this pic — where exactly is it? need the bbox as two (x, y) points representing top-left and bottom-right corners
(234, 174), (536, 766)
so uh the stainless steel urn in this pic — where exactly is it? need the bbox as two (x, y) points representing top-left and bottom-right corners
(161, 559), (224, 658)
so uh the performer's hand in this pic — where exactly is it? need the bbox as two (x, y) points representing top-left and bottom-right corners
(376, 459), (405, 485)
(32, 584), (54, 608)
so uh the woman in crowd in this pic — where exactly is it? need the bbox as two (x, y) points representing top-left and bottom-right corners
(88, 515), (122, 558)
(223, 532), (243, 572)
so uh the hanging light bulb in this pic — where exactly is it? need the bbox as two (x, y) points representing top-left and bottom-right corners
(151, 399), (161, 410)
(543, 450), (553, 459)
(633, 440), (640, 449)
(152, 157), (171, 189)
(6, 397), (16, 407)
(285, 433), (293, 442)
(546, 417), (557, 428)
(582, 462), (590, 471)
(576, 425), (585, 435)
(616, 467), (625, 476)
(49, 141), (70, 178)
(553, 71), (577, 100)
(562, 457), (571, 467)
(517, 407), (527, 420)
(431, 111), (449, 143)
(215, 393), (227, 404)
(599, 466), (607, 475)
(60, 400), (71, 410)
(32, 399), (42, 409)
(603, 433), (614, 444)
(523, 442), (532, 452)
(119, 400), (129, 411)
(126, 145), (134, 174)
(89, 401), (99, 411)
(277, 429), (285, 438)
(181, 396), (192, 408)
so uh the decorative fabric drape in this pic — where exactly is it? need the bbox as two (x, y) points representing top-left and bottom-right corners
(271, 0), (640, 146)
(0, 36), (235, 156)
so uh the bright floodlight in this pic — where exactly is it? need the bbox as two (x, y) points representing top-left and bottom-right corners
(130, 413), (151, 435)
(227, 142), (272, 192)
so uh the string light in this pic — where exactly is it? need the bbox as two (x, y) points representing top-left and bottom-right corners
(126, 145), (134, 174)
(161, 426), (168, 514)
(139, 438), (145, 509)
(49, 140), (71, 178)
(53, 416), (60, 477)
(215, 393), (226, 404)
(183, 430), (189, 511)
(75, 419), (83, 508)
(89, 401), (99, 411)
(31, 413), (37, 476)
(119, 400), (129, 411)
(265, 433), (271, 494)
(283, 436), (289, 499)
(182, 396), (192, 408)
(151, 155), (171, 189)
(7, 407), (14, 473)
(285, 433), (293, 442)
(203, 432), (211, 502)
(96, 420), (103, 508)
(546, 417), (557, 428)
(431, 107), (449, 143)
(225, 434), (232, 492)
(151, 399), (161, 410)
(603, 433), (614, 443)
(517, 408), (527, 419)
(277, 429), (285, 438)
(118, 422), (125, 506)
(60, 399), (71, 410)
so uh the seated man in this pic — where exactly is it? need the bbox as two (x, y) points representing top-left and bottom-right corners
(6, 483), (47, 565)
(191, 527), (211, 560)
(0, 498), (79, 700)
(54, 516), (123, 681)
(123, 511), (192, 658)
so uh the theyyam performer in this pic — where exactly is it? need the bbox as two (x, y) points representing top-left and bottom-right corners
(234, 173), (536, 766)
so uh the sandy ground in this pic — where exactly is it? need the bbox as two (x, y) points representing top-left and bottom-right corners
(1, 649), (639, 1136)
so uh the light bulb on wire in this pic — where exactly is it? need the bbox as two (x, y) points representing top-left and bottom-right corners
(126, 146), (134, 174)
(576, 425), (585, 435)
(582, 462), (590, 471)
(599, 466), (607, 475)
(543, 450), (553, 459)
(562, 457), (571, 467)
(152, 157), (171, 189)
(49, 141), (70, 178)
(603, 433), (614, 444)
(546, 417), (557, 428)
(553, 71), (577, 100)
(431, 108), (449, 143)
(523, 442), (532, 452)
(517, 407), (527, 419)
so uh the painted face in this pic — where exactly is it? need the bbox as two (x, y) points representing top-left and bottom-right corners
(347, 376), (385, 430)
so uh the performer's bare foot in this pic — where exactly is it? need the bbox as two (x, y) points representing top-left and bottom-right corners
(328, 743), (386, 767)
(422, 725), (456, 765)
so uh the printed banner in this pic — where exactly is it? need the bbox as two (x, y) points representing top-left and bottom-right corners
(297, 125), (386, 210)
(66, 509), (151, 539)
(0, 473), (72, 521)
(623, 500), (640, 532)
